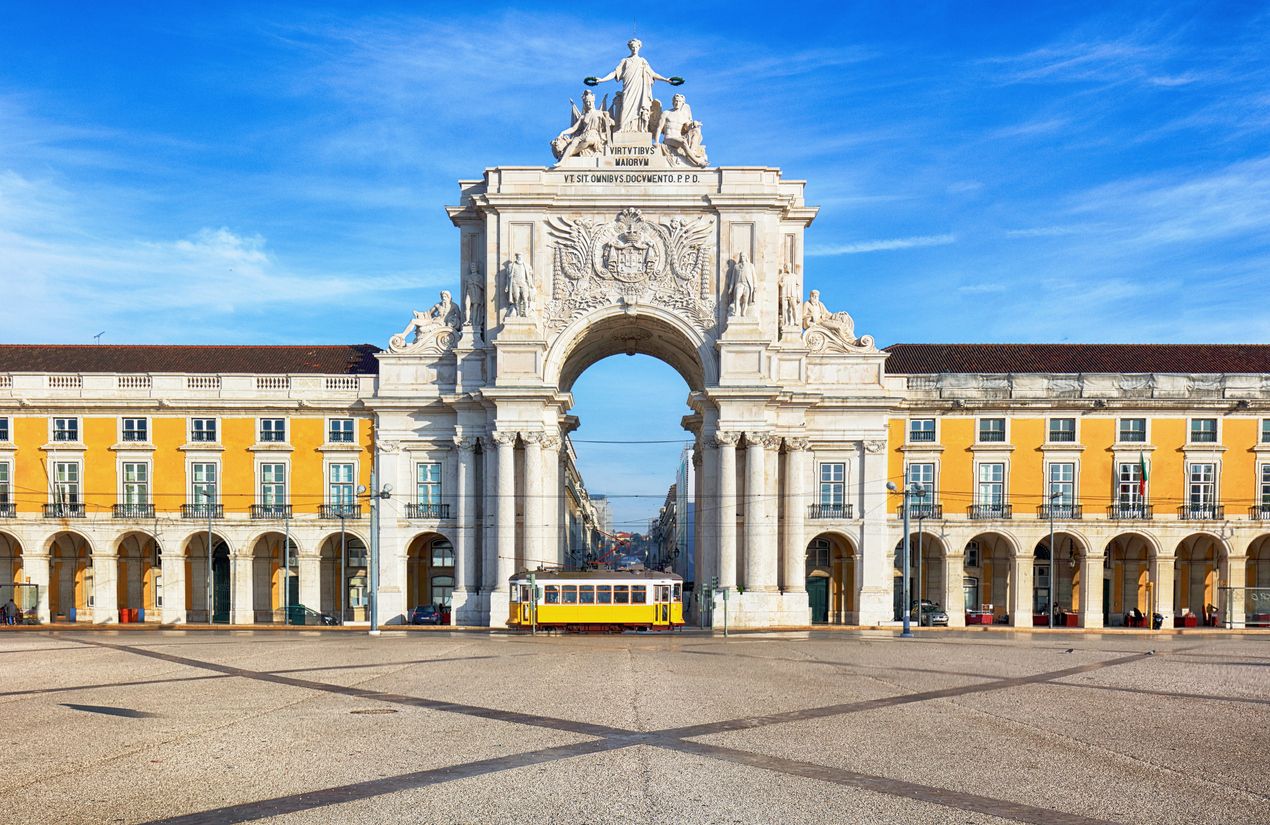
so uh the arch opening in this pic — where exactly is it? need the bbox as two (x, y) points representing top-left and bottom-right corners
(551, 308), (712, 394)
(184, 532), (232, 624)
(807, 532), (856, 624)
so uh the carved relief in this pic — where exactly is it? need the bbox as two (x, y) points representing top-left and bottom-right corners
(388, 291), (461, 354)
(801, 288), (875, 353)
(545, 208), (716, 331)
(863, 440), (886, 454)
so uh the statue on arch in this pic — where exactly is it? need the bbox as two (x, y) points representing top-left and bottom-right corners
(504, 253), (536, 318)
(461, 261), (485, 337)
(551, 89), (615, 162)
(388, 290), (461, 353)
(801, 288), (874, 352)
(727, 252), (756, 318)
(778, 263), (801, 328)
(584, 38), (683, 134)
(656, 93), (708, 167)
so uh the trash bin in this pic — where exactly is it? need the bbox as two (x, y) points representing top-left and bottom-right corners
(68, 607), (77, 623)
(119, 609), (129, 624)
(1152, 612), (1164, 630)
(137, 607), (145, 623)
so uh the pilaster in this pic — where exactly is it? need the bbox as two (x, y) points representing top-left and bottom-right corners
(231, 554), (253, 625)
(91, 553), (118, 624)
(943, 553), (966, 627)
(857, 440), (892, 625)
(1079, 553), (1105, 629)
(25, 553), (51, 624)
(714, 431), (739, 591)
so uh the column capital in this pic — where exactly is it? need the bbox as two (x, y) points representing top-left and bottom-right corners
(785, 437), (812, 452)
(521, 431), (544, 446)
(491, 430), (518, 446)
(748, 432), (780, 450)
(540, 434), (562, 450)
(453, 435), (479, 451)
(714, 430), (740, 447)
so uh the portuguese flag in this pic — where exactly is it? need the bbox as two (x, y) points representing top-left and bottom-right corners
(1138, 452), (1149, 498)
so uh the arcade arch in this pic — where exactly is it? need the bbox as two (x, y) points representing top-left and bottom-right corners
(406, 532), (455, 616)
(318, 531), (368, 622)
(114, 531), (161, 622)
(1104, 532), (1158, 626)
(965, 532), (1015, 624)
(1035, 531), (1087, 623)
(892, 531), (947, 621)
(48, 531), (93, 622)
(183, 531), (231, 624)
(250, 532), (298, 623)
(1175, 533), (1228, 623)
(805, 532), (855, 623)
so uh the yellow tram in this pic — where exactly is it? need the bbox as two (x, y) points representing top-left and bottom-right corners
(507, 570), (685, 632)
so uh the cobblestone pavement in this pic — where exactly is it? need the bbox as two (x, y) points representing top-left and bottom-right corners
(1, 629), (1267, 824)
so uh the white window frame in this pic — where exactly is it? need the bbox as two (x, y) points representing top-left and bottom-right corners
(52, 459), (82, 505)
(0, 416), (10, 443)
(258, 461), (289, 506)
(907, 418), (936, 443)
(121, 416), (149, 443)
(327, 462), (357, 507)
(189, 461), (220, 506)
(1186, 462), (1217, 506)
(259, 417), (287, 444)
(190, 417), (219, 443)
(0, 460), (10, 505)
(121, 461), (151, 505)
(1046, 461), (1076, 508)
(905, 462), (936, 507)
(964, 541), (980, 569)
(1117, 417), (1148, 444)
(976, 462), (1006, 506)
(1046, 417), (1077, 444)
(327, 418), (356, 444)
(416, 461), (442, 506)
(818, 461), (846, 508)
(976, 417), (1007, 444)
(51, 417), (80, 443)
(1188, 417), (1219, 445)
(1261, 419), (1270, 444)
(1117, 461), (1145, 504)
(1259, 463), (1270, 507)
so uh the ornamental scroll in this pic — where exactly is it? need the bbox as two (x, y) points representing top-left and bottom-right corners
(544, 208), (716, 332)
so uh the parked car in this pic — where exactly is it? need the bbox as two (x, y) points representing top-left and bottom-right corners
(286, 604), (340, 626)
(912, 600), (949, 627)
(410, 604), (442, 625)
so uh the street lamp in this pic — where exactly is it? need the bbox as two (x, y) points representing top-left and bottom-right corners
(358, 479), (392, 636)
(1048, 489), (1060, 630)
(887, 480), (927, 638)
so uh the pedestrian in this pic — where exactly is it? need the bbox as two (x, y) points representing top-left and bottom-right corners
(3, 597), (17, 625)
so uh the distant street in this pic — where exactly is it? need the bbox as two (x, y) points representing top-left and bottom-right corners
(2, 629), (1267, 824)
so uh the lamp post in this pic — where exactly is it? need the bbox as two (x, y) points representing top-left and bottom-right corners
(1049, 490), (1059, 630)
(358, 472), (393, 637)
(888, 480), (926, 638)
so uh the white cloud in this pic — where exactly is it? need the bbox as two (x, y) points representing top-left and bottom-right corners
(808, 233), (956, 256)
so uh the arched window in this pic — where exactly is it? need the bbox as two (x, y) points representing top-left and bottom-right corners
(431, 539), (455, 567)
(806, 538), (831, 569)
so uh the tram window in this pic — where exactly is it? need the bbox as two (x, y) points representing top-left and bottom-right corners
(655, 585), (669, 602)
(544, 585), (559, 604)
(673, 584), (681, 601)
(579, 585), (595, 605)
(562, 585), (578, 604)
(510, 586), (520, 603)
(631, 586), (647, 604)
(596, 585), (612, 604)
(613, 585), (629, 604)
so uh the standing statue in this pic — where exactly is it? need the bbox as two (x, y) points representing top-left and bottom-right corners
(802, 289), (857, 342)
(728, 252), (756, 318)
(388, 291), (462, 352)
(462, 261), (485, 336)
(656, 93), (708, 167)
(778, 263), (801, 327)
(585, 38), (683, 134)
(504, 253), (535, 318)
(551, 89), (615, 162)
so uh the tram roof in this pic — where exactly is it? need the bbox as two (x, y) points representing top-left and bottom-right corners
(510, 569), (683, 582)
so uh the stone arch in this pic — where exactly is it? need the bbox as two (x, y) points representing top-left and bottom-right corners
(965, 531), (1017, 625)
(0, 529), (23, 586)
(1247, 535), (1270, 626)
(249, 531), (299, 623)
(545, 304), (715, 393)
(805, 531), (856, 624)
(1035, 530), (1088, 620)
(892, 531), (948, 619)
(405, 530), (455, 618)
(182, 530), (233, 624)
(1174, 532), (1229, 621)
(1104, 531), (1159, 625)
(47, 531), (94, 622)
(114, 530), (162, 621)
(317, 529), (369, 621)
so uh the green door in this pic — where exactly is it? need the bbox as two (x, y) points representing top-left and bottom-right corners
(807, 577), (829, 623)
(211, 545), (231, 624)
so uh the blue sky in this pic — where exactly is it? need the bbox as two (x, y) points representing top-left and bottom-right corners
(3, 2), (1269, 528)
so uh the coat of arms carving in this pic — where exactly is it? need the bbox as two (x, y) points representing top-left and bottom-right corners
(545, 208), (715, 330)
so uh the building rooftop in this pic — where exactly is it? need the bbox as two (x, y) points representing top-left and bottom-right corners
(884, 344), (1270, 375)
(0, 344), (381, 375)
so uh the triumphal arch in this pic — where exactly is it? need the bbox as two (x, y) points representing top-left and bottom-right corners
(372, 40), (903, 627)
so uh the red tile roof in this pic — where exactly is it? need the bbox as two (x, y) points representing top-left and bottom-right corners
(884, 344), (1270, 374)
(0, 345), (381, 374)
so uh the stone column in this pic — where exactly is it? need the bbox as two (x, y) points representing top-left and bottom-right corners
(782, 439), (810, 593)
(1079, 553), (1105, 629)
(944, 552), (966, 627)
(744, 434), (774, 591)
(1010, 551), (1034, 627)
(715, 431), (739, 591)
(298, 554), (320, 613)
(692, 444), (705, 620)
(857, 440), (892, 624)
(231, 553), (253, 625)
(1222, 551), (1246, 628)
(523, 433), (543, 569)
(25, 553), (51, 624)
(92, 553), (118, 624)
(1153, 554), (1175, 626)
(481, 438), (499, 593)
(541, 434), (563, 568)
(452, 436), (477, 605)
(490, 430), (517, 625)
